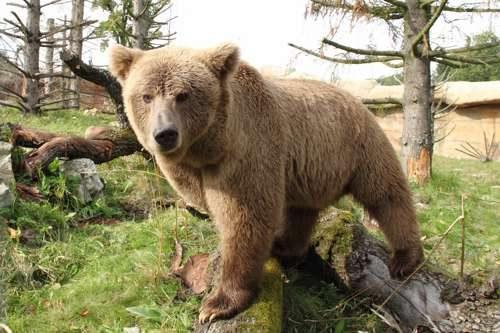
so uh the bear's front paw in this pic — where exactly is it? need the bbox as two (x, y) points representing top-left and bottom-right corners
(389, 246), (425, 279)
(198, 288), (256, 324)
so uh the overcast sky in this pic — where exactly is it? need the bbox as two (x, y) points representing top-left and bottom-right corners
(0, 0), (499, 81)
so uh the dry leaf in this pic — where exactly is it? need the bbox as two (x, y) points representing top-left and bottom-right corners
(7, 227), (19, 239)
(177, 253), (209, 294)
(79, 308), (89, 317)
(170, 240), (209, 294)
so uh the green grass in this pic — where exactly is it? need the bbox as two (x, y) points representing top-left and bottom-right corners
(6, 210), (217, 333)
(1, 107), (115, 136)
(1, 108), (499, 332)
(414, 158), (500, 279)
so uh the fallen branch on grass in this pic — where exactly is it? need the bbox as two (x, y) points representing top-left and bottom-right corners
(3, 123), (143, 177)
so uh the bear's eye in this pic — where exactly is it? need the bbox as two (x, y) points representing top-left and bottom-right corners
(142, 94), (153, 104)
(176, 92), (189, 103)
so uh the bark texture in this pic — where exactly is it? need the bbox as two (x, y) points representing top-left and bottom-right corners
(401, 0), (433, 185)
(132, 0), (148, 49)
(24, 0), (41, 114)
(44, 18), (55, 96)
(69, 0), (85, 109)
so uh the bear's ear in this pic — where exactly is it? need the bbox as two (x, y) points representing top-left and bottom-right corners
(108, 45), (144, 82)
(203, 43), (240, 80)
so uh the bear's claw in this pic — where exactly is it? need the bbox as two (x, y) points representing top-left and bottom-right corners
(198, 288), (255, 324)
(389, 247), (424, 279)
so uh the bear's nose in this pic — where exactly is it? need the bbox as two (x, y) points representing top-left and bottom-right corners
(154, 127), (178, 151)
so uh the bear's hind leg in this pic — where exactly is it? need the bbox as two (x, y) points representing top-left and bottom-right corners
(348, 158), (424, 278)
(272, 207), (319, 267)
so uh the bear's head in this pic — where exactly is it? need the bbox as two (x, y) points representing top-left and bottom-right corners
(108, 44), (239, 162)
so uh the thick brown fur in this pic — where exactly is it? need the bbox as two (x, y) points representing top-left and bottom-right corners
(109, 43), (424, 323)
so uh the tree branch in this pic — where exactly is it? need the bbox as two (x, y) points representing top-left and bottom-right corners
(6, 2), (27, 8)
(362, 97), (402, 105)
(322, 38), (403, 57)
(289, 42), (403, 65)
(40, 20), (97, 39)
(36, 98), (77, 108)
(381, 0), (407, 9)
(0, 100), (24, 111)
(311, 0), (405, 20)
(435, 53), (500, 65)
(0, 53), (29, 77)
(0, 29), (24, 40)
(442, 5), (500, 13)
(40, 0), (64, 8)
(36, 72), (74, 79)
(411, 0), (448, 54)
(430, 41), (500, 56)
(0, 84), (26, 101)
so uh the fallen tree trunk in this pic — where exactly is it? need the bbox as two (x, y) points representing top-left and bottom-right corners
(309, 208), (498, 333)
(4, 124), (142, 177)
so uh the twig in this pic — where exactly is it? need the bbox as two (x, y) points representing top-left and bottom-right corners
(460, 194), (465, 279)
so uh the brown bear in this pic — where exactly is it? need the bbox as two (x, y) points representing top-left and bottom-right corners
(109, 43), (424, 323)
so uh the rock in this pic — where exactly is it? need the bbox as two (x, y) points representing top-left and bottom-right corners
(0, 183), (13, 208)
(0, 142), (14, 208)
(61, 158), (104, 204)
(123, 327), (140, 333)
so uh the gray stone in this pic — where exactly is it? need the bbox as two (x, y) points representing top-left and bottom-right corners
(0, 142), (14, 184)
(0, 142), (14, 208)
(0, 183), (13, 208)
(61, 158), (104, 204)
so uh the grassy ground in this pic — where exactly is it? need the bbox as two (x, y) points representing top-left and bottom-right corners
(1, 109), (499, 332)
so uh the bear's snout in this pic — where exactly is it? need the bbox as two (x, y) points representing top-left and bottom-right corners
(154, 126), (179, 151)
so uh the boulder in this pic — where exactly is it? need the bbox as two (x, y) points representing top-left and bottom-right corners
(61, 158), (104, 204)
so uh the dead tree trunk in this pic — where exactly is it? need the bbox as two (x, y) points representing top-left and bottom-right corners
(400, 0), (433, 185)
(44, 18), (55, 96)
(69, 0), (84, 109)
(132, 0), (148, 49)
(24, 0), (42, 114)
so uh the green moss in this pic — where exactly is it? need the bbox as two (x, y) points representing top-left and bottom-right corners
(314, 209), (355, 260)
(240, 258), (283, 333)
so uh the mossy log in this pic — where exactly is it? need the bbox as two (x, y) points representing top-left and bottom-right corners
(2, 123), (143, 177)
(195, 256), (283, 333)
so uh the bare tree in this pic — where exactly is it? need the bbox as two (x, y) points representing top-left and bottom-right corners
(0, 0), (96, 114)
(290, 0), (500, 184)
